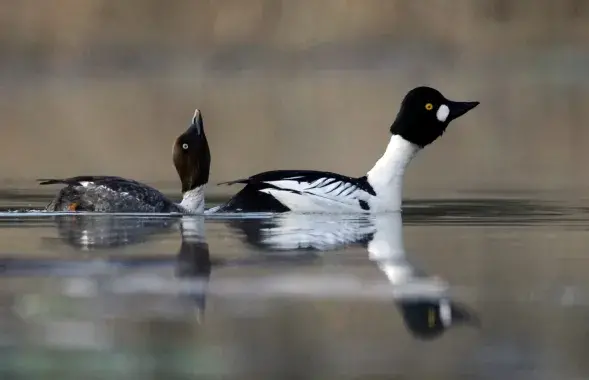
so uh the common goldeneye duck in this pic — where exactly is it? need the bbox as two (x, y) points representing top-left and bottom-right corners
(39, 109), (211, 213)
(211, 86), (479, 213)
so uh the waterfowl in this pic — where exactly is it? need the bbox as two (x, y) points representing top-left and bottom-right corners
(39, 109), (210, 213)
(212, 86), (479, 213)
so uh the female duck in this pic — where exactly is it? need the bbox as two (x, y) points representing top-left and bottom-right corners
(40, 109), (211, 214)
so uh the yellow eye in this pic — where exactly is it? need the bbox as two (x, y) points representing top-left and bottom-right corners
(425, 103), (433, 111)
(427, 308), (436, 327)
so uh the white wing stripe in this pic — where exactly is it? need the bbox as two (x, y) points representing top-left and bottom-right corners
(341, 185), (356, 197)
(336, 183), (352, 196)
(320, 181), (341, 194)
(258, 175), (374, 212)
(309, 178), (327, 188)
(266, 178), (359, 198)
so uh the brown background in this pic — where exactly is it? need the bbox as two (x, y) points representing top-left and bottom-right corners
(1, 0), (589, 197)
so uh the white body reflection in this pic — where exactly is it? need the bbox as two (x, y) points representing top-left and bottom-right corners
(255, 213), (374, 251)
(230, 211), (479, 339)
(3, 211), (479, 340)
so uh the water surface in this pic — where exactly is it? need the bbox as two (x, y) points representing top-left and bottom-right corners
(1, 195), (589, 379)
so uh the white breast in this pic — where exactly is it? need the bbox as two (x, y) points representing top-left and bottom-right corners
(366, 135), (420, 212)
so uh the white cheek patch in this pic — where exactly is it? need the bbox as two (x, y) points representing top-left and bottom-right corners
(436, 104), (450, 122)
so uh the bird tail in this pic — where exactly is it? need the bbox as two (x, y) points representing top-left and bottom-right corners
(37, 178), (66, 186)
(217, 178), (249, 186)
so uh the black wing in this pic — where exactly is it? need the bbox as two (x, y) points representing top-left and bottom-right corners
(39, 175), (147, 189)
(219, 170), (376, 196)
(216, 170), (376, 212)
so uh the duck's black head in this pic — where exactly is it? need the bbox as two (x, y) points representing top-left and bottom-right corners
(397, 298), (480, 340)
(390, 86), (479, 148)
(173, 109), (211, 193)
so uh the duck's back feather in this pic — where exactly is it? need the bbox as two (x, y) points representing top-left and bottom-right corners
(39, 176), (180, 213)
(215, 170), (376, 213)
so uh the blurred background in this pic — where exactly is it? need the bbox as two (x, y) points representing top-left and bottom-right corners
(1, 0), (589, 198)
(3, 2), (589, 379)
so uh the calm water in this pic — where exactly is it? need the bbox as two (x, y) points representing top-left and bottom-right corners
(1, 195), (589, 379)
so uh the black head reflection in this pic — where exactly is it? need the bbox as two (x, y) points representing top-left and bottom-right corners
(175, 216), (211, 319)
(228, 212), (480, 340)
(397, 299), (480, 340)
(368, 213), (480, 340)
(4, 213), (212, 322)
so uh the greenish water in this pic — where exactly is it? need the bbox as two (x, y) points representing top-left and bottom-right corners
(1, 195), (589, 379)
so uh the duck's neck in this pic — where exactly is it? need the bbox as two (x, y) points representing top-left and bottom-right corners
(180, 215), (206, 242)
(366, 134), (420, 211)
(368, 213), (414, 285)
(178, 185), (206, 214)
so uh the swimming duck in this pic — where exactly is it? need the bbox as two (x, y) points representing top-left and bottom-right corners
(39, 109), (210, 213)
(211, 86), (479, 213)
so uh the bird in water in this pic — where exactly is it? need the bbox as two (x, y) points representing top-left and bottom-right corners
(39, 109), (211, 213)
(210, 86), (479, 213)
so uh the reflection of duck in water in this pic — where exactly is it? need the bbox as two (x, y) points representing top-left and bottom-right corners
(0, 213), (320, 322)
(174, 216), (211, 318)
(59, 213), (212, 319)
(229, 211), (479, 339)
(0, 213), (212, 319)
(43, 214), (179, 250)
(367, 213), (479, 339)
(228, 213), (375, 252)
